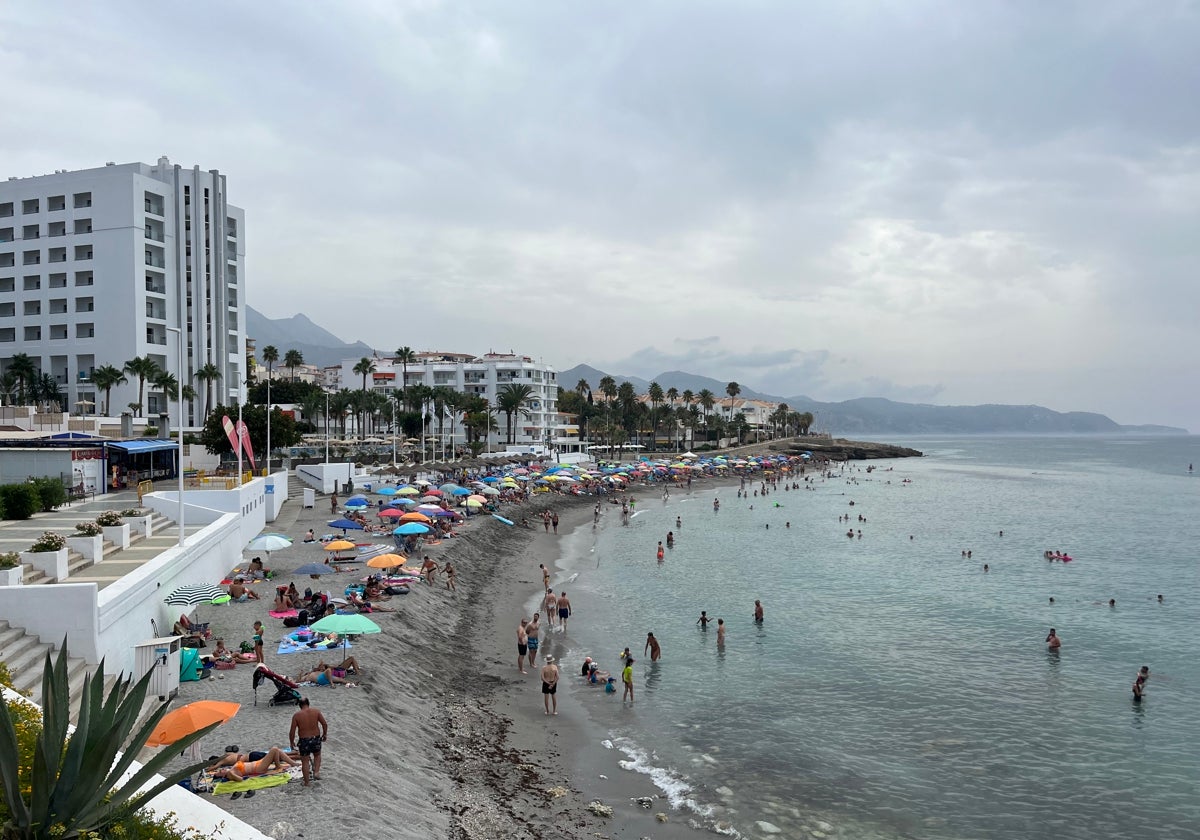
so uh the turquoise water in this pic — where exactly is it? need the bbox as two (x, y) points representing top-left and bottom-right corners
(555, 436), (1200, 840)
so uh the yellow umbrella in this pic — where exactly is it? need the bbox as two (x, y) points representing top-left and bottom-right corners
(465, 498), (484, 507)
(395, 486), (420, 495)
(367, 553), (406, 569)
(324, 539), (356, 552)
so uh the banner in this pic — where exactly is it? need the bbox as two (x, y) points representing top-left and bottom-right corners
(221, 415), (241, 457)
(236, 420), (257, 469)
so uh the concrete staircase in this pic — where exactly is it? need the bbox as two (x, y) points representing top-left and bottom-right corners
(0, 620), (95, 708)
(20, 509), (178, 586)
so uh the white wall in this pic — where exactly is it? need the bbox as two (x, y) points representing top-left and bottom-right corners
(146, 476), (267, 547)
(0, 583), (100, 663)
(97, 512), (242, 675)
(264, 469), (288, 521)
(295, 461), (351, 494)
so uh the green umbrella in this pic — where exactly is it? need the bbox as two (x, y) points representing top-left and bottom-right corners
(309, 613), (382, 655)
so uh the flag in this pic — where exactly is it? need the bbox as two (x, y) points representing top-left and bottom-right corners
(221, 415), (241, 456)
(236, 420), (257, 469)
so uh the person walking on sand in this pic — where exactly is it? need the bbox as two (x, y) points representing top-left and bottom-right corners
(645, 632), (661, 662)
(544, 588), (558, 627)
(540, 563), (550, 589)
(526, 613), (541, 668)
(622, 656), (635, 703)
(421, 555), (438, 586)
(552, 511), (560, 534)
(252, 620), (265, 664)
(289, 697), (328, 786)
(443, 561), (457, 592)
(330, 492), (338, 515)
(558, 591), (571, 631)
(516, 618), (529, 674)
(541, 655), (560, 715)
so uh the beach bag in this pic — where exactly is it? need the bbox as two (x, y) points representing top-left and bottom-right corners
(239, 641), (254, 654)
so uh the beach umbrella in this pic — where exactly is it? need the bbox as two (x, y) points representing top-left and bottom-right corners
(164, 583), (230, 608)
(465, 498), (484, 508)
(417, 503), (444, 512)
(395, 485), (419, 495)
(478, 486), (500, 496)
(245, 534), (293, 554)
(328, 518), (364, 531)
(399, 512), (432, 523)
(438, 483), (461, 493)
(424, 489), (444, 497)
(145, 700), (240, 747)
(376, 487), (399, 496)
(391, 497), (416, 506)
(293, 563), (332, 577)
(310, 613), (382, 655)
(379, 508), (405, 518)
(431, 509), (460, 518)
(324, 539), (356, 552)
(346, 494), (370, 506)
(394, 523), (431, 536)
(366, 553), (406, 569)
(467, 494), (487, 503)
(451, 487), (472, 496)
(481, 476), (500, 483)
(412, 478), (432, 486)
(345, 503), (368, 512)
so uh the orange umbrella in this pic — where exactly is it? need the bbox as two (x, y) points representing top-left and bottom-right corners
(398, 512), (432, 524)
(145, 700), (240, 747)
(324, 540), (356, 552)
(367, 553), (406, 569)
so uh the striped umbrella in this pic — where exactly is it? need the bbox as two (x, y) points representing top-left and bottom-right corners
(163, 583), (230, 607)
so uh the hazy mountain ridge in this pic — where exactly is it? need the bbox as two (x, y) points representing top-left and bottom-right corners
(247, 306), (375, 369)
(558, 364), (1188, 434)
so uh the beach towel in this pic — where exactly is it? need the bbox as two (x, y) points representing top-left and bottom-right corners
(268, 610), (299, 619)
(276, 638), (351, 655)
(212, 773), (291, 796)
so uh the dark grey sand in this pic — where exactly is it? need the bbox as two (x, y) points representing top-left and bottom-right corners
(156, 490), (705, 840)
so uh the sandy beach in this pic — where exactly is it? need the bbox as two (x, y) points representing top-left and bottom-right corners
(158, 485), (707, 840)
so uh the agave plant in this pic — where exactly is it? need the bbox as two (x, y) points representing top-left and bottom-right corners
(0, 643), (218, 839)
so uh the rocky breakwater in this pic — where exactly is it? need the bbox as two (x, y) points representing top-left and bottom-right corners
(784, 437), (923, 461)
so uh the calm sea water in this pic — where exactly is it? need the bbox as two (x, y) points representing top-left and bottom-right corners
(553, 436), (1200, 840)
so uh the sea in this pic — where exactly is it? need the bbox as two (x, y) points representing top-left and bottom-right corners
(551, 436), (1200, 840)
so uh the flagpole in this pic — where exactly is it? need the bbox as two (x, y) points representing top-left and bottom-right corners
(237, 400), (244, 485)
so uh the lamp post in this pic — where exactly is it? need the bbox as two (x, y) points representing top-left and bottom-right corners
(391, 396), (397, 468)
(324, 390), (330, 464)
(164, 326), (185, 547)
(265, 374), (271, 478)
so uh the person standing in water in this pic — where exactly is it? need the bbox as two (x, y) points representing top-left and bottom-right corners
(1045, 628), (1061, 650)
(645, 632), (661, 661)
(622, 656), (635, 703)
(656, 542), (664, 561)
(753, 600), (764, 624)
(557, 591), (571, 631)
(697, 611), (710, 629)
(716, 618), (726, 646)
(1132, 666), (1150, 700)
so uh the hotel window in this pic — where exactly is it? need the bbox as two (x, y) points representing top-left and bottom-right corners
(74, 271), (93, 286)
(22, 199), (39, 214)
(0, 277), (12, 292)
(0, 328), (13, 342)
(0, 228), (11, 243)
(23, 250), (40, 265)
(0, 302), (13, 317)
(73, 192), (92, 208)
(22, 224), (39, 240)
(47, 195), (66, 211)
(0, 203), (12, 218)
(24, 300), (40, 316)
(0, 254), (13, 268)
(23, 326), (40, 341)
(76, 323), (95, 339)
(74, 219), (92, 234)
(23, 276), (39, 291)
(75, 296), (94, 312)
(48, 273), (66, 288)
(74, 245), (92, 261)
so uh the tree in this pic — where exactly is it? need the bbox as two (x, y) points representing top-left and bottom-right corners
(394, 346), (416, 408)
(496, 383), (535, 445)
(352, 357), (376, 436)
(725, 381), (741, 421)
(123, 356), (161, 417)
(697, 389), (715, 440)
(151, 371), (178, 413)
(283, 349), (304, 383)
(90, 364), (127, 416)
(798, 411), (815, 435)
(666, 387), (679, 406)
(33, 373), (63, 409)
(193, 362), (223, 418)
(4, 353), (37, 405)
(199, 402), (302, 457)
(647, 382), (664, 449)
(260, 344), (279, 382)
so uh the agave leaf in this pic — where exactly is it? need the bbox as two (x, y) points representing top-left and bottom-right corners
(0, 687), (32, 828)
(28, 649), (67, 833)
(53, 667), (107, 820)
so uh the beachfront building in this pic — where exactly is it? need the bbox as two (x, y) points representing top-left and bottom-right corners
(333, 351), (561, 448)
(0, 157), (246, 426)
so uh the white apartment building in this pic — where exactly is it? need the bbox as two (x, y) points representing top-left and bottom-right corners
(0, 157), (246, 426)
(335, 351), (560, 447)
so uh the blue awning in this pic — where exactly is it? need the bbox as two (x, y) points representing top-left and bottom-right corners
(107, 440), (178, 455)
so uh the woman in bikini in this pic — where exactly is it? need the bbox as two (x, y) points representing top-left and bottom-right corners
(207, 747), (298, 781)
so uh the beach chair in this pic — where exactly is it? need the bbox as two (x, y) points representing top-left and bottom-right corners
(179, 613), (211, 640)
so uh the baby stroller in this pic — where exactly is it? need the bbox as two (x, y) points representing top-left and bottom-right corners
(252, 663), (303, 707)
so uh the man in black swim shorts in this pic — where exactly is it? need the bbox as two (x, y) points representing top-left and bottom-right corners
(541, 655), (559, 715)
(289, 697), (329, 786)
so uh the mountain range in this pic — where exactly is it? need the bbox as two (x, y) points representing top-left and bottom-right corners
(243, 309), (1187, 434)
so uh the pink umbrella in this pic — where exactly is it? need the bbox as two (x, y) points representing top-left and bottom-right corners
(424, 489), (444, 496)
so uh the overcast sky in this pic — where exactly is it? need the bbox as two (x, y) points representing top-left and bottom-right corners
(2, 2), (1196, 428)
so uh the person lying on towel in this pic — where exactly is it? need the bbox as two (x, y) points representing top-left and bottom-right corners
(207, 747), (298, 781)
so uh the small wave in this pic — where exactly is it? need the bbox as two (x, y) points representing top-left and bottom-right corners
(631, 509), (648, 518)
(614, 737), (711, 816)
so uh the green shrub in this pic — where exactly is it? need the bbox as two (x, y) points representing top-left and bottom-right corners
(28, 477), (67, 512)
(74, 522), (103, 537)
(0, 552), (19, 570)
(29, 531), (66, 552)
(96, 510), (124, 527)
(0, 484), (41, 520)
(143, 426), (158, 437)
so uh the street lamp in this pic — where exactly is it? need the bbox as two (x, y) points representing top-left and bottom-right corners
(265, 374), (271, 478)
(324, 390), (330, 464)
(163, 326), (185, 547)
(391, 396), (397, 468)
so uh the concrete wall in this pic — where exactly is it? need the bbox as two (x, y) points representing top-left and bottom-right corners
(264, 469), (288, 521)
(0, 583), (100, 663)
(295, 461), (351, 494)
(97, 511), (242, 675)
(145, 476), (267, 547)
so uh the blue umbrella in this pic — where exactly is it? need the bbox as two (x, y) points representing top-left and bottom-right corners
(328, 518), (364, 531)
(391, 497), (416, 506)
(451, 487), (472, 496)
(481, 476), (500, 483)
(393, 523), (431, 536)
(376, 487), (399, 496)
(293, 563), (332, 576)
(346, 495), (370, 506)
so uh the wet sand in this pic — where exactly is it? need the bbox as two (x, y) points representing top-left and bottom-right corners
(156, 489), (703, 839)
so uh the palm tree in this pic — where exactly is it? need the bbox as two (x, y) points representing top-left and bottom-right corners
(181, 383), (198, 404)
(352, 356), (376, 436)
(91, 364), (127, 415)
(35, 372), (63, 410)
(260, 344), (279, 382)
(0, 372), (17, 406)
(647, 382), (664, 449)
(394, 346), (417, 409)
(283, 349), (304, 383)
(496, 383), (535, 445)
(152, 371), (178, 414)
(6, 352), (37, 404)
(123, 356), (161, 417)
(666, 387), (679, 406)
(431, 386), (457, 458)
(697, 388), (715, 440)
(193, 362), (223, 418)
(725, 381), (741, 421)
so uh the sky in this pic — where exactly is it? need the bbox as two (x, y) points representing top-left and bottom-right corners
(1, 1), (1197, 429)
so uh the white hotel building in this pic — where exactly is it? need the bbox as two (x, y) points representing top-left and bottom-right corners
(0, 158), (246, 425)
(334, 351), (563, 448)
